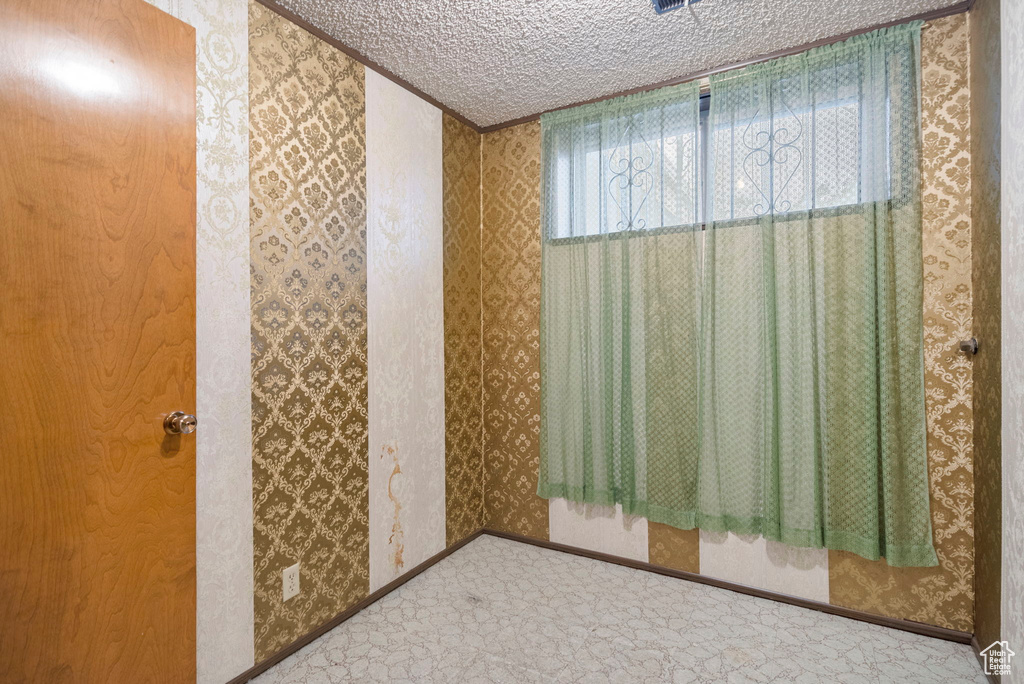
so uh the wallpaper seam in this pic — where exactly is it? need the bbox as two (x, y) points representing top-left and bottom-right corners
(479, 138), (486, 530)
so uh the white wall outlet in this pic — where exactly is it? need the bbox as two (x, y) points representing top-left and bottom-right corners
(283, 562), (300, 601)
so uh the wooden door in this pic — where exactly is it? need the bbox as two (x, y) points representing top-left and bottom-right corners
(0, 0), (197, 681)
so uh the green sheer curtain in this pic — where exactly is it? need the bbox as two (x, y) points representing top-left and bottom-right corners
(700, 22), (935, 567)
(539, 21), (937, 567)
(538, 82), (704, 526)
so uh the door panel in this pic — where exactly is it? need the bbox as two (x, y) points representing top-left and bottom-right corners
(0, 0), (197, 681)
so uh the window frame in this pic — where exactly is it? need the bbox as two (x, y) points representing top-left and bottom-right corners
(544, 84), (902, 246)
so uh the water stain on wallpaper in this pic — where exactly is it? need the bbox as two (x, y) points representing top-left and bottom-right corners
(366, 69), (446, 592)
(383, 442), (405, 572)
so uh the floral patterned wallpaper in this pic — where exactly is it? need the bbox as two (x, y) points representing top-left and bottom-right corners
(828, 14), (975, 633)
(481, 122), (549, 539)
(443, 114), (485, 546)
(480, 16), (979, 633)
(249, 0), (369, 660)
(247, 2), (479, 667)
(365, 70), (446, 592)
(238, 4), (988, 676)
(649, 524), (700, 575)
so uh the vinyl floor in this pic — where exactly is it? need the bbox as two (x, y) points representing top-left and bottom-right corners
(252, 535), (986, 683)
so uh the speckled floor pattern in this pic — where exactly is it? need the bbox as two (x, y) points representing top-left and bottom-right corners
(250, 535), (986, 683)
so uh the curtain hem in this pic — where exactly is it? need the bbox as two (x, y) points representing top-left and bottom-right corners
(538, 481), (938, 567)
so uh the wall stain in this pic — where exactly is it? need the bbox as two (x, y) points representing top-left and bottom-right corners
(384, 443), (405, 571)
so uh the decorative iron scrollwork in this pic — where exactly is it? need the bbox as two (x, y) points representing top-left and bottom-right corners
(741, 85), (803, 216)
(608, 120), (655, 231)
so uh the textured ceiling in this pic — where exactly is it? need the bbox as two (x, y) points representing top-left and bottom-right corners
(273, 0), (963, 128)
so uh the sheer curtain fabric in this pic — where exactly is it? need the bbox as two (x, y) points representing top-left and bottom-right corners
(538, 22), (937, 567)
(700, 23), (934, 567)
(538, 82), (704, 528)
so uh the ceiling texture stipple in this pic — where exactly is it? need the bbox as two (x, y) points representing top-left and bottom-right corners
(274, 0), (963, 128)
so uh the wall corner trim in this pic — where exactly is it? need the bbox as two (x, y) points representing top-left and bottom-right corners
(971, 635), (1002, 684)
(227, 531), (485, 684)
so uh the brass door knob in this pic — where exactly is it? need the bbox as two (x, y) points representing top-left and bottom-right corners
(164, 411), (198, 435)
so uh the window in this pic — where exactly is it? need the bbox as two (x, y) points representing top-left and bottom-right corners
(538, 23), (936, 567)
(709, 62), (885, 222)
(542, 85), (701, 240)
(547, 68), (899, 240)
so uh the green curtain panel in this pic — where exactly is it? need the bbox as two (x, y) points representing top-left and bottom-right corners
(538, 21), (937, 567)
(538, 82), (704, 526)
(701, 22), (934, 567)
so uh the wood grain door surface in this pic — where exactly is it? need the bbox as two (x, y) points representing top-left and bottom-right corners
(0, 0), (197, 681)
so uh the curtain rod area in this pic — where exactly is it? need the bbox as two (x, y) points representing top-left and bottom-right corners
(480, 0), (972, 134)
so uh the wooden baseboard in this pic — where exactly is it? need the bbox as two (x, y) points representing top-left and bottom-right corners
(226, 525), (974, 683)
(481, 528), (974, 645)
(226, 529), (484, 684)
(972, 635), (1001, 683)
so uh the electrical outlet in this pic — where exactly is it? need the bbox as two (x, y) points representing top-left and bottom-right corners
(283, 562), (300, 601)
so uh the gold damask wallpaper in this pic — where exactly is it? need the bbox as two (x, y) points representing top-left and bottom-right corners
(249, 1), (369, 660)
(649, 524), (700, 575)
(443, 114), (485, 546)
(828, 14), (975, 633)
(1001, 0), (1024, 661)
(243, 5), (978, 665)
(481, 122), (549, 539)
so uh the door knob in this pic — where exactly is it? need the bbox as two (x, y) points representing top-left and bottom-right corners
(164, 411), (198, 435)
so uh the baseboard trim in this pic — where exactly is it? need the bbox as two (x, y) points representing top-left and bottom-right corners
(481, 528), (974, 645)
(226, 529), (484, 684)
(972, 636), (1000, 683)
(226, 526), (974, 683)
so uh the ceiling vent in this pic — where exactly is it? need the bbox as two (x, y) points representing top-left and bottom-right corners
(652, 0), (706, 13)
